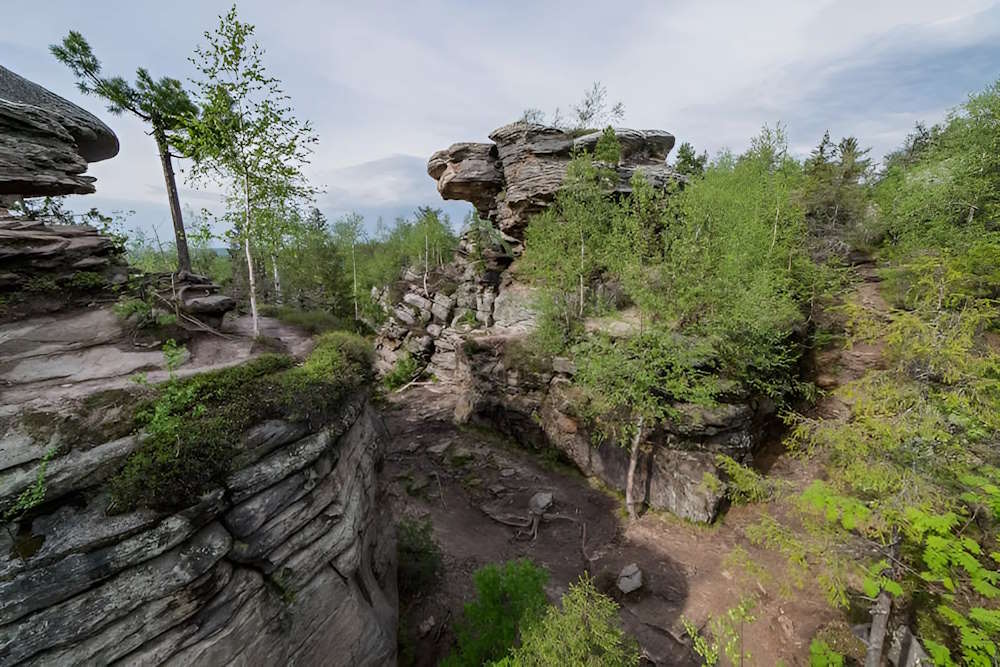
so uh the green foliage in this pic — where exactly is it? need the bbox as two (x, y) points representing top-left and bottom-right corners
(2, 449), (55, 523)
(572, 332), (720, 441)
(808, 639), (844, 667)
(674, 141), (708, 177)
(442, 559), (549, 667)
(112, 297), (177, 329)
(493, 574), (639, 667)
(681, 596), (757, 667)
(383, 353), (421, 391)
(593, 126), (622, 163)
(183, 4), (318, 333)
(715, 454), (775, 504)
(396, 518), (443, 601)
(779, 78), (1000, 665)
(259, 305), (361, 335)
(110, 332), (372, 511)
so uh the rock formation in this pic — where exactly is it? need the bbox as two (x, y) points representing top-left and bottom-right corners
(0, 65), (119, 197)
(378, 122), (774, 522)
(0, 70), (396, 666)
(0, 387), (396, 666)
(428, 122), (676, 236)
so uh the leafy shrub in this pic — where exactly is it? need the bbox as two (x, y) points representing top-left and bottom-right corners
(494, 574), (638, 667)
(808, 639), (844, 667)
(442, 559), (549, 667)
(383, 352), (421, 390)
(110, 332), (372, 511)
(396, 517), (443, 601)
(715, 454), (775, 504)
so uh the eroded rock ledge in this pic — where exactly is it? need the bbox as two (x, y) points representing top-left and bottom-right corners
(0, 391), (397, 666)
(428, 122), (677, 236)
(0, 65), (119, 197)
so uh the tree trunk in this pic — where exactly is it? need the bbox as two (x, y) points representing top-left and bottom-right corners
(625, 416), (644, 520)
(352, 241), (359, 321)
(424, 231), (430, 296)
(153, 123), (191, 275)
(243, 176), (259, 337)
(271, 254), (282, 305)
(579, 229), (585, 318)
(864, 590), (891, 667)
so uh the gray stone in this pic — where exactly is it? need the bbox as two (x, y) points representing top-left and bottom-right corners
(403, 292), (433, 312)
(0, 523), (232, 665)
(492, 283), (539, 331)
(427, 442), (451, 456)
(888, 626), (932, 667)
(0, 65), (119, 196)
(617, 563), (643, 594)
(552, 356), (576, 375)
(529, 491), (553, 513)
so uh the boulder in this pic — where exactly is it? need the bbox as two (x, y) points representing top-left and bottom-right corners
(0, 65), (118, 196)
(617, 563), (643, 594)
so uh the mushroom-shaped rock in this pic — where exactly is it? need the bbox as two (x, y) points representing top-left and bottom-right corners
(427, 121), (680, 237)
(0, 65), (119, 196)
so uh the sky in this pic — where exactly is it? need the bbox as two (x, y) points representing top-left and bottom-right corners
(4, 0), (1000, 238)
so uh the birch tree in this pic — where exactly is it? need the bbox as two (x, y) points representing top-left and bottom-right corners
(182, 5), (316, 336)
(332, 212), (366, 321)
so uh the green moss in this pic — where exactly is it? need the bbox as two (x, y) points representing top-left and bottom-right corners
(383, 352), (421, 390)
(66, 271), (106, 290)
(109, 332), (373, 512)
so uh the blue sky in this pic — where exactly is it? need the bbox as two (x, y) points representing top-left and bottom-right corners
(4, 0), (1000, 238)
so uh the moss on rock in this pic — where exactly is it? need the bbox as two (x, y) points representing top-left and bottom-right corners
(109, 332), (374, 512)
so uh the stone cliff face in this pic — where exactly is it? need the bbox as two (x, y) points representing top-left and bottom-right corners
(0, 391), (396, 666)
(378, 122), (773, 522)
(0, 224), (398, 666)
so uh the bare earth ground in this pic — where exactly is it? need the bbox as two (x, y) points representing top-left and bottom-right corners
(384, 388), (833, 666)
(384, 265), (888, 666)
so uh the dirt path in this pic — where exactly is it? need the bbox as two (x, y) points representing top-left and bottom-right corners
(384, 389), (833, 665)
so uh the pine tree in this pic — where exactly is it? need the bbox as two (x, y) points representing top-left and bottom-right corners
(51, 32), (198, 273)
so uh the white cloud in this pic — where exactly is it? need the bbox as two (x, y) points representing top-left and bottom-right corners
(3, 0), (999, 231)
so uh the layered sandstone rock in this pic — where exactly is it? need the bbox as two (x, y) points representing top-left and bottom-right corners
(0, 393), (397, 666)
(453, 334), (775, 522)
(0, 65), (119, 196)
(428, 122), (677, 236)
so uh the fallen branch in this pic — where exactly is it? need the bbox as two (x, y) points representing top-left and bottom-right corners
(430, 471), (447, 509)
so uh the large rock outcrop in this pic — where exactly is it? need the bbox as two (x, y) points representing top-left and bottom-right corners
(0, 222), (395, 665)
(428, 122), (676, 236)
(0, 65), (119, 196)
(379, 122), (773, 522)
(0, 391), (397, 666)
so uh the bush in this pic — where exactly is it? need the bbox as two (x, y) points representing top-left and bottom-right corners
(396, 517), (443, 601)
(442, 560), (549, 667)
(110, 332), (372, 511)
(494, 574), (639, 666)
(383, 352), (421, 390)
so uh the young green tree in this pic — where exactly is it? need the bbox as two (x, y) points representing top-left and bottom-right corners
(51, 32), (198, 273)
(674, 141), (708, 177)
(494, 575), (639, 666)
(183, 5), (318, 336)
(332, 212), (366, 320)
